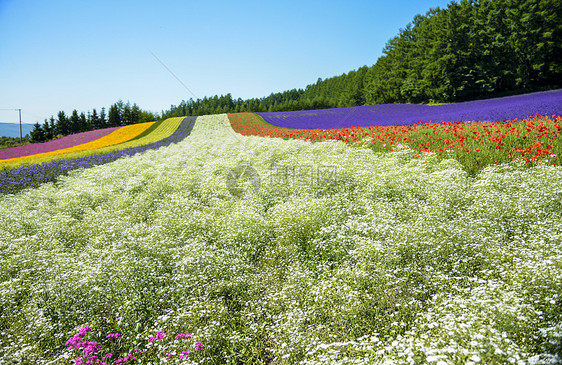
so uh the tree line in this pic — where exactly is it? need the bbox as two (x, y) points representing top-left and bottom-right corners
(29, 100), (158, 143)
(162, 0), (560, 118)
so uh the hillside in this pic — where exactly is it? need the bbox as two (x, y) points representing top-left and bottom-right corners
(1, 114), (561, 363)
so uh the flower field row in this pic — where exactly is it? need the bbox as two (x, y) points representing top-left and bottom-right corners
(0, 122), (154, 166)
(0, 117), (196, 195)
(0, 126), (121, 160)
(0, 117), (187, 174)
(102, 117), (185, 151)
(257, 88), (562, 129)
(1, 114), (560, 364)
(228, 112), (561, 175)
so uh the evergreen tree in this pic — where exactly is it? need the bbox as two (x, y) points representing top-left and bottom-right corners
(29, 122), (46, 143)
(122, 102), (132, 125)
(90, 109), (100, 130)
(108, 104), (121, 127)
(69, 110), (80, 135)
(100, 108), (107, 128)
(42, 119), (53, 140)
(57, 111), (69, 136)
(79, 112), (87, 132)
(49, 116), (57, 137)
(130, 103), (141, 124)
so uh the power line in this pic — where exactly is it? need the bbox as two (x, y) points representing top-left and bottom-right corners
(149, 50), (199, 100)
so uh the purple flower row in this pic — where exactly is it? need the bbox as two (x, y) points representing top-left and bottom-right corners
(0, 117), (196, 195)
(0, 126), (121, 160)
(257, 89), (562, 129)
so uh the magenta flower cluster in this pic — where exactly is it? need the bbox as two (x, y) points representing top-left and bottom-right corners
(65, 327), (138, 365)
(148, 330), (165, 343)
(65, 326), (205, 364)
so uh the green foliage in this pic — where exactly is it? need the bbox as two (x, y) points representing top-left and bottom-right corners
(29, 122), (46, 143)
(364, 0), (562, 104)
(0, 135), (30, 149)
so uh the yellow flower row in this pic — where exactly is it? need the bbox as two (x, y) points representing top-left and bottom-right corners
(93, 117), (184, 153)
(1, 122), (154, 166)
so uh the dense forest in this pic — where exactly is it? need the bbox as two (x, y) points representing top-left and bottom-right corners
(162, 0), (561, 118)
(28, 100), (158, 143)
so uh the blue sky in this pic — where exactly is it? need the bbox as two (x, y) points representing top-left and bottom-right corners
(0, 0), (452, 125)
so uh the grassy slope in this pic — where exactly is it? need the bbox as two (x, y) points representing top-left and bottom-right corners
(0, 114), (560, 364)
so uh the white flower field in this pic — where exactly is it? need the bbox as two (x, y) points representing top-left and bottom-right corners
(0, 115), (561, 364)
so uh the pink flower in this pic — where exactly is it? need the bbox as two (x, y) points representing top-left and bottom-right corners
(195, 342), (204, 350)
(106, 333), (121, 339)
(180, 350), (191, 359)
(78, 326), (92, 337)
(65, 335), (84, 350)
(83, 341), (100, 357)
(150, 330), (166, 343)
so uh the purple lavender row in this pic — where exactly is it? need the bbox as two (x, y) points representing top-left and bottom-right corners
(0, 126), (122, 160)
(0, 117), (196, 195)
(257, 89), (562, 129)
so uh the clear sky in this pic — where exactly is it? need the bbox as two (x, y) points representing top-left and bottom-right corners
(0, 0), (453, 125)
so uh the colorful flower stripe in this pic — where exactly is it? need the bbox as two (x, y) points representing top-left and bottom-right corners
(36, 117), (185, 167)
(94, 117), (184, 152)
(127, 118), (166, 142)
(17, 117), (183, 170)
(227, 112), (561, 174)
(0, 126), (121, 160)
(0, 117), (196, 195)
(257, 89), (562, 129)
(0, 122), (154, 166)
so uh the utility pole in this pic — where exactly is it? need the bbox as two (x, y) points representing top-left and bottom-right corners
(17, 109), (22, 142)
(0, 108), (23, 141)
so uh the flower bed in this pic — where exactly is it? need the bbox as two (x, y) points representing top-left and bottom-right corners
(228, 112), (561, 175)
(0, 122), (155, 165)
(0, 126), (121, 160)
(0, 117), (196, 195)
(257, 89), (562, 129)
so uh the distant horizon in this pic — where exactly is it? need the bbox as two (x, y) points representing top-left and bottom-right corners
(0, 122), (34, 138)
